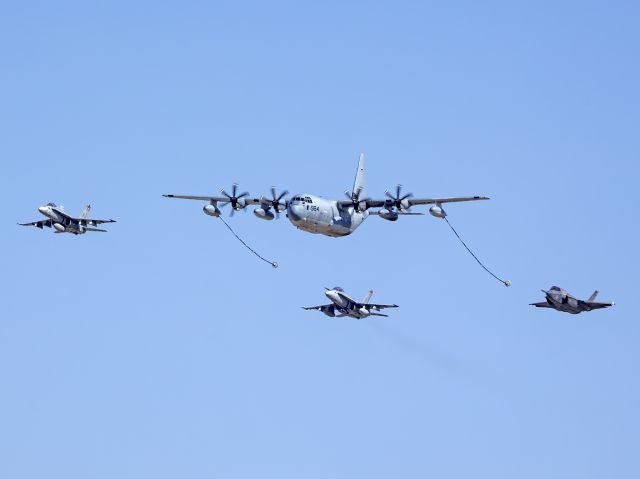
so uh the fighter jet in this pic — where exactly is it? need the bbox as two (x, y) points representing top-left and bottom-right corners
(303, 287), (398, 319)
(19, 203), (116, 235)
(530, 286), (614, 314)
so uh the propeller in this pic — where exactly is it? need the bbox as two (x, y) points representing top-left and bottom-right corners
(220, 183), (250, 216)
(260, 186), (289, 218)
(384, 184), (413, 212)
(343, 187), (371, 213)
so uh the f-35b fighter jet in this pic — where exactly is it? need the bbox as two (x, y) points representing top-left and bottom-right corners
(303, 287), (398, 319)
(530, 286), (614, 314)
(19, 203), (116, 235)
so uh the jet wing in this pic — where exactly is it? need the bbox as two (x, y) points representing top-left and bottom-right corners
(530, 302), (552, 308)
(302, 305), (332, 311)
(51, 207), (115, 224)
(163, 194), (261, 205)
(367, 303), (399, 310)
(585, 302), (614, 310)
(18, 220), (53, 229)
(81, 218), (116, 225)
(365, 196), (489, 208)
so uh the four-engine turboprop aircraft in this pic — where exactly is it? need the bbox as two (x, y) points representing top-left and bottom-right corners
(303, 287), (399, 319)
(530, 286), (614, 314)
(163, 154), (489, 237)
(19, 203), (116, 235)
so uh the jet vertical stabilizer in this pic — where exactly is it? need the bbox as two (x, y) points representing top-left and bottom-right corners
(363, 290), (374, 304)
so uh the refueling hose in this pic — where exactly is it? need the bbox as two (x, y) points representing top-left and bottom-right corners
(443, 216), (510, 287)
(218, 216), (278, 268)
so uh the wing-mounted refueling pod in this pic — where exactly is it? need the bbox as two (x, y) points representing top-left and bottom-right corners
(429, 202), (447, 218)
(203, 200), (221, 217)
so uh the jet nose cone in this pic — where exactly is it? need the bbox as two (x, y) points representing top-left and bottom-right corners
(38, 206), (48, 214)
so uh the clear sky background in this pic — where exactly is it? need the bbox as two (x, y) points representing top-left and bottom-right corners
(1, 1), (639, 477)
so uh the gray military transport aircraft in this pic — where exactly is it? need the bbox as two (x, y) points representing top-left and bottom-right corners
(163, 154), (489, 237)
(19, 203), (116, 235)
(303, 287), (398, 319)
(530, 286), (614, 314)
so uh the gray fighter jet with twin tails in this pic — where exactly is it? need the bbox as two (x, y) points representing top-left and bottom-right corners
(530, 286), (614, 314)
(303, 287), (398, 319)
(163, 153), (488, 238)
(19, 203), (116, 235)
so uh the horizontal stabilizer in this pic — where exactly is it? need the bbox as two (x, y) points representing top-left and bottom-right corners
(530, 302), (552, 308)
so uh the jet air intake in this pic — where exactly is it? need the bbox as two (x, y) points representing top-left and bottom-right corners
(321, 305), (336, 317)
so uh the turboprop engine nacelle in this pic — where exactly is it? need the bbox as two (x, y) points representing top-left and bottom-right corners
(53, 223), (65, 232)
(429, 205), (447, 218)
(378, 208), (399, 221)
(321, 305), (336, 317)
(203, 204), (221, 217)
(253, 207), (275, 221)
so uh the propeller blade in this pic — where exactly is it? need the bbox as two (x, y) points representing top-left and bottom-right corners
(221, 190), (231, 199)
(232, 183), (238, 197)
(277, 190), (288, 201)
(396, 184), (402, 199)
(236, 192), (249, 199)
(400, 192), (413, 201)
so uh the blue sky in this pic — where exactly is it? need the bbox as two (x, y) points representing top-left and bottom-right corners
(1, 1), (639, 477)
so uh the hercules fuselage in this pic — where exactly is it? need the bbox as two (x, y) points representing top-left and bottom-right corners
(286, 194), (367, 237)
